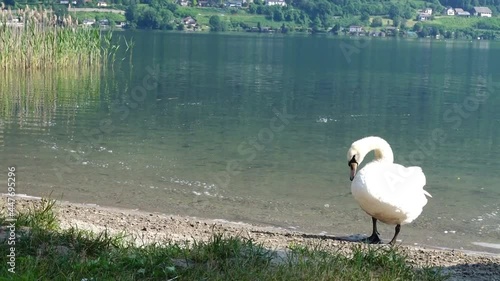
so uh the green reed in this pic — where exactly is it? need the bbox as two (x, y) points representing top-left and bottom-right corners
(0, 5), (120, 70)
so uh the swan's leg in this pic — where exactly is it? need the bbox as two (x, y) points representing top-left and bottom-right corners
(362, 217), (382, 244)
(372, 217), (380, 235)
(388, 224), (401, 245)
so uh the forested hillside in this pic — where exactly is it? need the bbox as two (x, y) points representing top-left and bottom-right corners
(439, 0), (500, 9)
(3, 0), (500, 38)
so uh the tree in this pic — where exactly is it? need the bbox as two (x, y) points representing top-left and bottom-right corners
(151, 0), (177, 12)
(284, 9), (296, 22)
(420, 26), (431, 37)
(209, 15), (227, 31)
(413, 22), (423, 32)
(296, 11), (309, 25)
(273, 8), (284, 21)
(281, 23), (288, 33)
(159, 9), (175, 29)
(392, 15), (401, 27)
(4, 0), (15, 7)
(125, 4), (139, 23)
(388, 4), (401, 19)
(331, 23), (340, 34)
(344, 2), (360, 15)
(400, 19), (408, 30)
(248, 4), (257, 14)
(137, 7), (160, 29)
(311, 16), (322, 33)
(360, 11), (370, 23)
(256, 5), (265, 15)
(53, 5), (68, 19)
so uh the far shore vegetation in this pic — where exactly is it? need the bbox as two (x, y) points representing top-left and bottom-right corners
(3, 0), (500, 39)
(0, 198), (448, 280)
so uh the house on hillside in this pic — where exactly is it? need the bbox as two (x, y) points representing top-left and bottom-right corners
(418, 13), (431, 21)
(444, 7), (455, 15)
(226, 0), (243, 7)
(417, 7), (433, 21)
(473, 7), (492, 17)
(455, 8), (471, 17)
(348, 25), (363, 34)
(97, 1), (108, 7)
(182, 16), (196, 26)
(82, 19), (95, 26)
(99, 19), (109, 26)
(383, 26), (398, 36)
(266, 0), (286, 6)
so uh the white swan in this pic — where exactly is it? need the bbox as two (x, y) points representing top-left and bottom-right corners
(347, 136), (432, 245)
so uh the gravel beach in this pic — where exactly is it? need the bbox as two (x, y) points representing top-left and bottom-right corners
(5, 196), (500, 281)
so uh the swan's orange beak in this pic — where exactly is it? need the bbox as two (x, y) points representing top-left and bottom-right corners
(350, 163), (358, 181)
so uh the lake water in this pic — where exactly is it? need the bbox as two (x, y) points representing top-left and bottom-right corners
(1, 31), (499, 254)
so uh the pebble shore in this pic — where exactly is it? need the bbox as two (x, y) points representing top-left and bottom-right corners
(6, 196), (500, 281)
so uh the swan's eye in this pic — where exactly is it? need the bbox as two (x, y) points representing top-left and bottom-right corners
(348, 155), (357, 166)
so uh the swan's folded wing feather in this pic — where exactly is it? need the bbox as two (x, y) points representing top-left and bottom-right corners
(360, 163), (430, 207)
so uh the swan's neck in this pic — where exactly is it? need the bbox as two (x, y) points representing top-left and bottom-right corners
(359, 136), (394, 163)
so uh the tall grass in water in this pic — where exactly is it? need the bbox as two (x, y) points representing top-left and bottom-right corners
(0, 5), (123, 70)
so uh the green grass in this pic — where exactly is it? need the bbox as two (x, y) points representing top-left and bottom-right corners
(176, 6), (293, 29)
(426, 16), (500, 30)
(0, 198), (448, 280)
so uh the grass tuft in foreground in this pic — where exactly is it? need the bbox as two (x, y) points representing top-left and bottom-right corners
(0, 198), (448, 280)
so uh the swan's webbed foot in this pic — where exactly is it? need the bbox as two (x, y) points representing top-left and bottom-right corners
(362, 233), (382, 244)
(362, 217), (382, 244)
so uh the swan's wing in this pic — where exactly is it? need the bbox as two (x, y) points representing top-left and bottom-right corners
(358, 163), (431, 208)
(403, 166), (432, 197)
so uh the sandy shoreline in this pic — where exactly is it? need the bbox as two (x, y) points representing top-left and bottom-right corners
(4, 195), (500, 280)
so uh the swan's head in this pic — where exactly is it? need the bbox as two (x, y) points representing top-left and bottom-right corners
(347, 136), (394, 181)
(347, 147), (365, 181)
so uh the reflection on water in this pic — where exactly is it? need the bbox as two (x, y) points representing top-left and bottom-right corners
(0, 67), (102, 129)
(1, 32), (500, 254)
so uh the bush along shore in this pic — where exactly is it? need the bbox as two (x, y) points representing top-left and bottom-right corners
(0, 5), (128, 71)
(2, 196), (500, 280)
